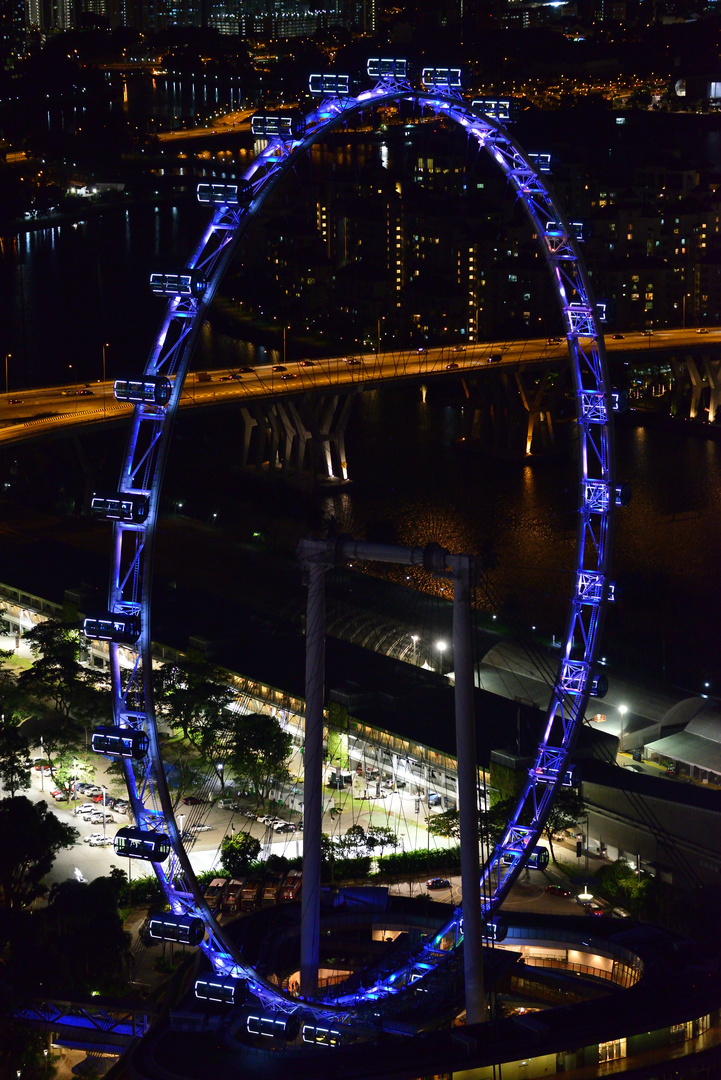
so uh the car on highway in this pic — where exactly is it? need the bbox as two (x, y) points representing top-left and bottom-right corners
(183, 795), (205, 805)
(445, 362), (459, 370)
(426, 878), (451, 890)
(345, 357), (362, 365)
(218, 374), (242, 381)
(281, 372), (297, 380)
(8, 397), (23, 404)
(696, 327), (709, 334)
(641, 329), (653, 336)
(487, 353), (502, 363)
(612, 333), (625, 339)
(299, 359), (316, 367)
(272, 365), (287, 372)
(546, 336), (562, 345)
(544, 884), (572, 898)
(584, 903), (606, 917)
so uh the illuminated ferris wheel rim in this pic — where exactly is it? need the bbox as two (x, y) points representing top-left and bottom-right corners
(91, 71), (617, 1022)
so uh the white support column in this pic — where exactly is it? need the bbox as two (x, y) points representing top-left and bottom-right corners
(298, 542), (328, 997)
(449, 554), (485, 1025)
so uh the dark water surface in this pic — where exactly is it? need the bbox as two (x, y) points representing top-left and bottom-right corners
(1, 194), (718, 695)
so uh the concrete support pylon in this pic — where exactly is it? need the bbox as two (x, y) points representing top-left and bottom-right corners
(514, 369), (555, 455)
(703, 356), (721, 423)
(449, 554), (485, 1026)
(685, 355), (705, 419)
(298, 544), (328, 998)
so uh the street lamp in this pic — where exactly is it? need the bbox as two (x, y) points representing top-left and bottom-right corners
(73, 757), (77, 816)
(411, 634), (419, 665)
(178, 814), (185, 841)
(435, 640), (447, 672)
(102, 786), (108, 839)
(40, 735), (44, 793)
(5, 352), (10, 395)
(618, 704), (628, 754)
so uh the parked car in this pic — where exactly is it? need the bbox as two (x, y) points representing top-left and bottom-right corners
(50, 789), (68, 801)
(183, 795), (205, 806)
(89, 835), (114, 847)
(427, 792), (442, 806)
(75, 804), (96, 816)
(83, 786), (102, 797)
(90, 812), (114, 825)
(218, 799), (241, 811)
(426, 878), (451, 890)
(190, 823), (213, 833)
(273, 821), (296, 833)
(83, 832), (105, 844)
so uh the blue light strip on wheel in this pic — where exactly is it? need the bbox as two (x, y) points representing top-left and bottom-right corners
(94, 75), (617, 1021)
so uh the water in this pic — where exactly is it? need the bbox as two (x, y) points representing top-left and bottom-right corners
(1, 185), (719, 695)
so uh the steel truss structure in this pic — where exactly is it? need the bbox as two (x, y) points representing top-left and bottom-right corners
(90, 71), (617, 1023)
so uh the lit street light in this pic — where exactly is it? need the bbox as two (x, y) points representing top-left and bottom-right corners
(411, 634), (419, 665)
(435, 640), (447, 673)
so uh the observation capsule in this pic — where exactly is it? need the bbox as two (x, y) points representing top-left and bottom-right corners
(421, 67), (462, 89)
(196, 180), (252, 207)
(251, 111), (305, 140)
(301, 1024), (342, 1047)
(308, 73), (354, 96)
(114, 827), (171, 862)
(91, 725), (149, 760)
(194, 975), (248, 1005)
(246, 1012), (301, 1041)
(149, 269), (207, 298)
(148, 912), (205, 946)
(367, 58), (408, 80)
(114, 376), (172, 407)
(90, 492), (150, 524)
(502, 846), (549, 870)
(83, 613), (141, 645)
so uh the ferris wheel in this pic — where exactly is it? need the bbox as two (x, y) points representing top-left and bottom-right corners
(83, 58), (622, 1032)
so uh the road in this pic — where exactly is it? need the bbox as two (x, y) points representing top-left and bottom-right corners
(0, 328), (717, 446)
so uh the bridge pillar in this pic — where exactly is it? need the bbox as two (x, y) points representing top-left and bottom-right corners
(685, 355), (704, 419)
(703, 356), (721, 423)
(514, 369), (555, 455)
(239, 407), (257, 469)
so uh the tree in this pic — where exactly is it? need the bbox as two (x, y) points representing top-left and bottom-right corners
(0, 715), (31, 797)
(16, 619), (109, 721)
(428, 809), (461, 839)
(0, 797), (78, 919)
(229, 713), (292, 807)
(541, 788), (586, 863)
(154, 656), (233, 750)
(219, 830), (261, 878)
(365, 825), (398, 855)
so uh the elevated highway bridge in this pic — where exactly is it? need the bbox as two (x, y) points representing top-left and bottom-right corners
(0, 328), (717, 484)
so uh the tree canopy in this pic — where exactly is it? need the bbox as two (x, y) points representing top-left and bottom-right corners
(0, 796), (78, 919)
(220, 831), (262, 879)
(229, 713), (292, 806)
